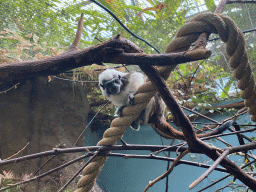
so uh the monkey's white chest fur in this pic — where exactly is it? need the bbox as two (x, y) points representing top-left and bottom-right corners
(108, 72), (145, 108)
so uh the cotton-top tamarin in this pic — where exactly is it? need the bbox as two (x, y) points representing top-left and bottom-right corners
(99, 68), (166, 130)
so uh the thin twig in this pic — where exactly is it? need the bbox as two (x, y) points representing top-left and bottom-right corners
(53, 76), (98, 83)
(155, 126), (256, 155)
(0, 82), (20, 94)
(0, 144), (189, 167)
(198, 174), (230, 192)
(189, 149), (230, 189)
(166, 139), (175, 192)
(192, 122), (256, 127)
(20, 155), (57, 191)
(72, 101), (110, 147)
(155, 142), (187, 155)
(214, 184), (231, 192)
(122, 64), (130, 72)
(176, 142), (187, 156)
(58, 151), (100, 192)
(166, 151), (170, 192)
(185, 62), (201, 95)
(120, 138), (128, 146)
(198, 159), (256, 191)
(4, 142), (30, 160)
(200, 127), (256, 141)
(144, 149), (189, 191)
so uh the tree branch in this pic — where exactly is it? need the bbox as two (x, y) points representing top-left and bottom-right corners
(0, 42), (210, 82)
(190, 149), (230, 189)
(0, 151), (229, 192)
(0, 144), (189, 166)
(144, 149), (189, 191)
(139, 64), (256, 190)
(198, 158), (256, 192)
(58, 151), (100, 192)
(68, 13), (84, 52)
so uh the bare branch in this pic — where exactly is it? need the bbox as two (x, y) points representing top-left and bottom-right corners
(3, 142), (30, 160)
(68, 13), (84, 52)
(140, 65), (198, 145)
(0, 43), (210, 82)
(0, 144), (189, 166)
(198, 174), (230, 192)
(190, 149), (230, 189)
(0, 151), (228, 192)
(226, 142), (256, 154)
(198, 159), (256, 191)
(214, 0), (229, 14)
(144, 149), (189, 191)
(72, 101), (110, 147)
(58, 151), (100, 192)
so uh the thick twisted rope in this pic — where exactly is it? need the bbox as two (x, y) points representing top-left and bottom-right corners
(76, 13), (256, 191)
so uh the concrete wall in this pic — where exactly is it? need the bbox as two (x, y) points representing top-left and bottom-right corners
(0, 77), (90, 191)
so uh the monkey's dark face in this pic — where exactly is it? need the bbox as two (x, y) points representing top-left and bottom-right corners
(100, 75), (126, 95)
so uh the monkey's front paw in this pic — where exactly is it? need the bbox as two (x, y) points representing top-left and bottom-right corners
(116, 106), (126, 117)
(128, 93), (135, 105)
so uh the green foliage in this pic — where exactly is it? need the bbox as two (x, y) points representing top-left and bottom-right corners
(82, 0), (191, 53)
(2, 0), (255, 111)
(220, 78), (232, 98)
(0, 0), (80, 47)
(204, 0), (216, 13)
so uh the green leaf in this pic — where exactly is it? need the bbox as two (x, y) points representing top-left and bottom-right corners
(220, 79), (232, 98)
(204, 0), (216, 13)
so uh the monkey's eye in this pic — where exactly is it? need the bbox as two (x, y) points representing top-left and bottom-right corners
(118, 75), (121, 79)
(114, 79), (119, 84)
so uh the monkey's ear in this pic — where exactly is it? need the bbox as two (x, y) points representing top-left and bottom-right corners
(118, 75), (121, 79)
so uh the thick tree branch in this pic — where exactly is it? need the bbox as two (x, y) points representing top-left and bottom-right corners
(225, 142), (256, 154)
(0, 12), (210, 82)
(140, 65), (198, 146)
(0, 42), (210, 82)
(139, 65), (256, 189)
